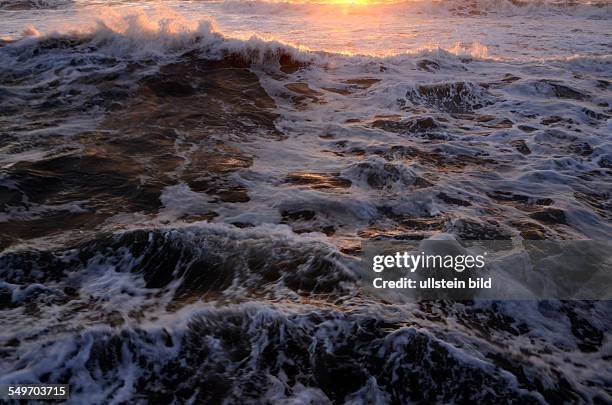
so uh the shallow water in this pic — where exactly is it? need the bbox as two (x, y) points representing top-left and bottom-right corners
(0, 0), (611, 403)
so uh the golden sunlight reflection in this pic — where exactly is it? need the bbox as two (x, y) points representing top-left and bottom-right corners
(291, 0), (398, 4)
(319, 0), (383, 4)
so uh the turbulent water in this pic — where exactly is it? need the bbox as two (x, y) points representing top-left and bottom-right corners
(0, 0), (611, 403)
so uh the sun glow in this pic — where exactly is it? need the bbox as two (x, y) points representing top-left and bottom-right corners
(292, 0), (397, 5)
(324, 0), (375, 4)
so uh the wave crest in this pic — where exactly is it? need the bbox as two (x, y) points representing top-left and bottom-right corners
(5, 8), (314, 67)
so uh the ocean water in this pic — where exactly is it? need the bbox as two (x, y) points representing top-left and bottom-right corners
(0, 0), (611, 403)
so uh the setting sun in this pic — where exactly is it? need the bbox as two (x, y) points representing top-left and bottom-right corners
(321, 0), (376, 4)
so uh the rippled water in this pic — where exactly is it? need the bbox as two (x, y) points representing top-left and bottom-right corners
(0, 0), (611, 403)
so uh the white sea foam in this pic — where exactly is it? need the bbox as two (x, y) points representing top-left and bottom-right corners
(0, 1), (610, 403)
